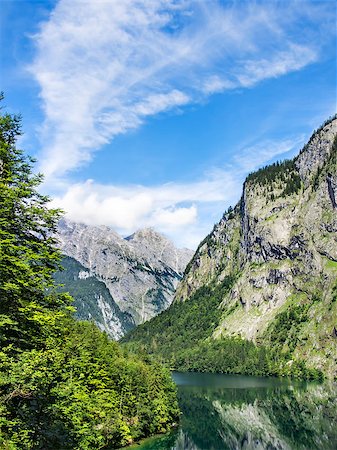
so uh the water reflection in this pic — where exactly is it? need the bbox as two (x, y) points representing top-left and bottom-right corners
(130, 372), (337, 450)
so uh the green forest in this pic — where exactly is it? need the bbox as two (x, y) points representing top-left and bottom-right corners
(0, 97), (179, 449)
(123, 276), (323, 381)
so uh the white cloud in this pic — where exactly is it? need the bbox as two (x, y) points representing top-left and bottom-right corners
(28, 0), (335, 247)
(30, 0), (322, 179)
(202, 76), (236, 94)
(50, 169), (240, 247)
(234, 135), (306, 173)
(236, 44), (317, 88)
(50, 135), (304, 248)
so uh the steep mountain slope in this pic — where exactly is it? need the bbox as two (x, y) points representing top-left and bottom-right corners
(124, 116), (337, 378)
(54, 256), (134, 339)
(56, 221), (193, 338)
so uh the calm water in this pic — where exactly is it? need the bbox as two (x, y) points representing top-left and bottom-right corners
(129, 371), (337, 450)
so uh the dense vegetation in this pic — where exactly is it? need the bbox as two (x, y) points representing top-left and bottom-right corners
(0, 97), (179, 449)
(246, 159), (302, 197)
(262, 295), (315, 354)
(123, 279), (322, 380)
(124, 277), (235, 358)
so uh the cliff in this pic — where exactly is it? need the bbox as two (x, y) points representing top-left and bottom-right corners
(56, 221), (193, 338)
(124, 116), (337, 378)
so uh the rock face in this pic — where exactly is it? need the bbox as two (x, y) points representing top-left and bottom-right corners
(56, 221), (193, 338)
(53, 256), (134, 339)
(174, 116), (337, 377)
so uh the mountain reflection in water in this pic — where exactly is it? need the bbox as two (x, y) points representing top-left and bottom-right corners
(126, 372), (337, 450)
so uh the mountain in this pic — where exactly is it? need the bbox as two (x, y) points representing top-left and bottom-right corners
(53, 255), (134, 339)
(124, 116), (337, 379)
(55, 220), (193, 338)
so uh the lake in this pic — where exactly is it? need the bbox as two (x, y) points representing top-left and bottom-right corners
(128, 371), (337, 450)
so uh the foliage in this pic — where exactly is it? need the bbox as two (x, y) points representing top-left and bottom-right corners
(123, 276), (236, 361)
(258, 293), (327, 380)
(123, 276), (322, 380)
(0, 322), (179, 449)
(246, 159), (293, 184)
(246, 159), (302, 197)
(263, 298), (310, 353)
(281, 172), (302, 197)
(0, 97), (179, 449)
(0, 93), (72, 351)
(124, 114), (336, 381)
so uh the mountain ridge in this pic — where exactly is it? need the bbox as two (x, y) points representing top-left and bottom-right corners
(124, 115), (337, 379)
(56, 219), (193, 338)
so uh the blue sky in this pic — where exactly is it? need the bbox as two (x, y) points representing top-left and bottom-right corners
(1, 0), (336, 248)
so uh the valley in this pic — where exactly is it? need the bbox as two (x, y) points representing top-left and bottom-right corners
(2, 2), (336, 448)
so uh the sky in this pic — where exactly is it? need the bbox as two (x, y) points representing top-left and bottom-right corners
(1, 0), (336, 249)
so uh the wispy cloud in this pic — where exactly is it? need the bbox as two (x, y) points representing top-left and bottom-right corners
(234, 135), (306, 173)
(27, 0), (335, 247)
(50, 134), (304, 248)
(236, 44), (317, 88)
(30, 0), (327, 180)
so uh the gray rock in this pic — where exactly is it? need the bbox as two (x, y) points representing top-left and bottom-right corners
(56, 220), (193, 338)
(174, 115), (337, 377)
(295, 118), (336, 187)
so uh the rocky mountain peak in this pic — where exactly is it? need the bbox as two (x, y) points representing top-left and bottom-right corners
(295, 115), (336, 186)
(56, 219), (193, 338)
(126, 227), (165, 242)
(170, 116), (337, 377)
(58, 218), (123, 242)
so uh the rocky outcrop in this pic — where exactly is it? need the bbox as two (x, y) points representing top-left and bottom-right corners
(56, 221), (193, 338)
(54, 255), (134, 339)
(174, 115), (337, 377)
(327, 172), (337, 208)
(295, 118), (336, 186)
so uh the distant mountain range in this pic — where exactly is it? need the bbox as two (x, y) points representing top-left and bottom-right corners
(55, 220), (193, 339)
(124, 116), (337, 379)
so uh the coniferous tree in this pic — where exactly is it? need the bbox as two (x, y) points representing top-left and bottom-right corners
(0, 93), (71, 351)
(0, 96), (179, 449)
